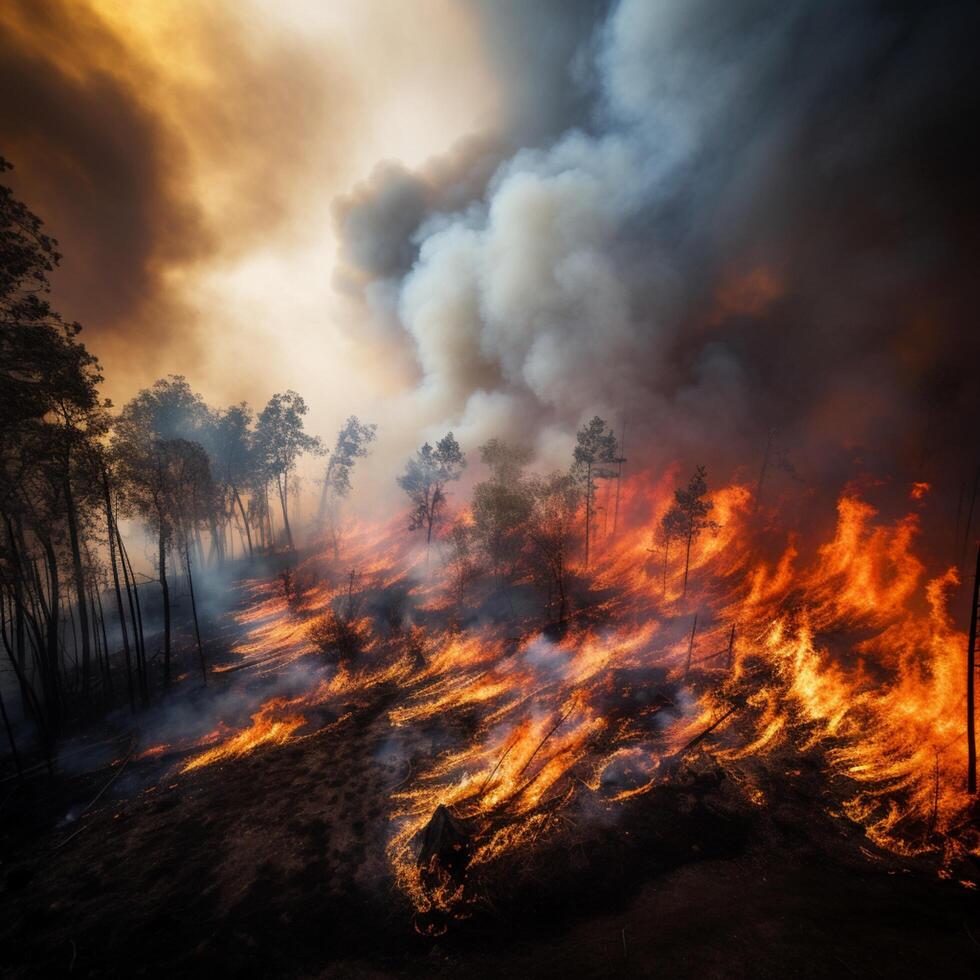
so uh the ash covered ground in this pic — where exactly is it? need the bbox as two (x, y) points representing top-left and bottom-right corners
(1, 557), (978, 980)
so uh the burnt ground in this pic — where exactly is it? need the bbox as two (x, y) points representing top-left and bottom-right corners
(1, 563), (979, 978)
(1, 688), (979, 979)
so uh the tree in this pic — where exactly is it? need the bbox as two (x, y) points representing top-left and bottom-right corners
(307, 569), (368, 663)
(397, 432), (465, 566)
(96, 448), (137, 708)
(117, 376), (230, 562)
(118, 375), (209, 442)
(203, 403), (257, 558)
(317, 416), (377, 558)
(612, 421), (628, 536)
(114, 378), (216, 689)
(167, 439), (214, 683)
(572, 416), (618, 569)
(673, 465), (719, 597)
(43, 358), (111, 705)
(0, 156), (110, 736)
(526, 471), (581, 627)
(445, 518), (476, 625)
(655, 504), (687, 597)
(471, 439), (532, 592)
(254, 391), (323, 550)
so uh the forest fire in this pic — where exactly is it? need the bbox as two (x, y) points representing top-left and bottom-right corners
(179, 699), (308, 774)
(3, 2), (980, 975)
(140, 472), (977, 932)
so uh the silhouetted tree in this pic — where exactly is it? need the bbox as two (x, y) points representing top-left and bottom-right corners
(254, 391), (323, 550)
(526, 471), (581, 626)
(445, 518), (476, 625)
(572, 416), (617, 569)
(397, 433), (465, 566)
(317, 416), (377, 558)
(0, 156), (109, 737)
(656, 504), (687, 597)
(202, 403), (257, 558)
(114, 381), (216, 689)
(673, 465), (719, 597)
(472, 439), (532, 592)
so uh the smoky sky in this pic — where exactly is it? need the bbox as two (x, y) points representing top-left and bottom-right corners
(2, 0), (978, 506)
(336, 0), (980, 502)
(0, 0), (342, 383)
(0, 1), (205, 334)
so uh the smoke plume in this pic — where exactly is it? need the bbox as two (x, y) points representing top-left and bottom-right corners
(340, 0), (980, 503)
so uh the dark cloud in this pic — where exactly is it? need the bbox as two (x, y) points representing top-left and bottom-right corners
(0, 0), (345, 387)
(0, 1), (206, 336)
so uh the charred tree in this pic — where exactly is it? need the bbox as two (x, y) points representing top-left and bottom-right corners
(685, 613), (698, 678)
(102, 467), (134, 710)
(159, 527), (172, 688)
(612, 420), (627, 537)
(184, 542), (207, 684)
(63, 476), (92, 701)
(117, 526), (147, 702)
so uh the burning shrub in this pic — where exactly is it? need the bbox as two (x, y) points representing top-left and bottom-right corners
(307, 569), (370, 662)
(307, 609), (369, 663)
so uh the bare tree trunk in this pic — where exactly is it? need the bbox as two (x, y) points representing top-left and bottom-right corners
(0, 682), (22, 780)
(193, 525), (206, 568)
(65, 595), (78, 682)
(117, 528), (146, 703)
(277, 473), (294, 550)
(208, 513), (224, 565)
(556, 559), (567, 626)
(613, 421), (626, 536)
(234, 488), (254, 557)
(41, 538), (62, 734)
(64, 477), (92, 702)
(159, 528), (172, 689)
(4, 515), (31, 717)
(94, 586), (113, 703)
(425, 489), (441, 571)
(683, 526), (693, 597)
(684, 613), (698, 678)
(584, 461), (592, 569)
(184, 541), (207, 684)
(103, 473), (134, 710)
(0, 599), (50, 768)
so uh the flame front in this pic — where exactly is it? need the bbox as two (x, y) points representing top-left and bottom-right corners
(163, 478), (977, 920)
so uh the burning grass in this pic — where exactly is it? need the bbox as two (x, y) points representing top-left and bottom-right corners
(123, 477), (979, 935)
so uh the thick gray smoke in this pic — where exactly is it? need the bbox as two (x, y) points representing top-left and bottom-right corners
(338, 0), (980, 505)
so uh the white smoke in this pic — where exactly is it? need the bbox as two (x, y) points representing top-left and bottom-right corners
(337, 0), (980, 500)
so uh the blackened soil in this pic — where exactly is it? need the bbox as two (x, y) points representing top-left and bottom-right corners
(1, 682), (978, 980)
